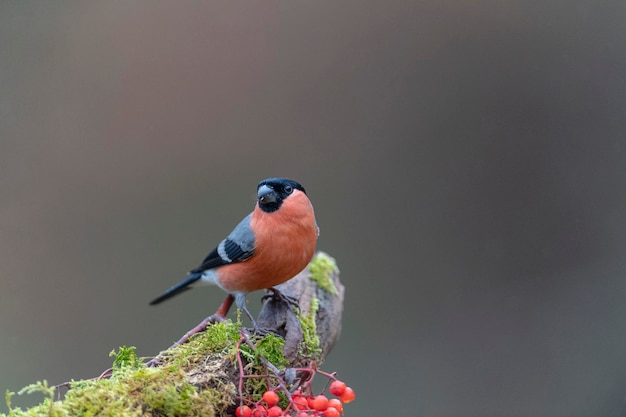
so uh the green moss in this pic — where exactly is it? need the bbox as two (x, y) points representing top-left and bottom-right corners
(5, 381), (60, 417)
(309, 252), (339, 295)
(238, 333), (285, 368)
(166, 320), (241, 368)
(2, 320), (305, 417)
(253, 334), (288, 369)
(2, 322), (248, 417)
(297, 297), (322, 358)
(3, 356), (221, 417)
(110, 346), (142, 372)
(66, 366), (215, 417)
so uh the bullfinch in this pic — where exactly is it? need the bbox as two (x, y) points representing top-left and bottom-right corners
(149, 178), (319, 323)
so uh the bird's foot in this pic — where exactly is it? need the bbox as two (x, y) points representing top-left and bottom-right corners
(176, 313), (227, 344)
(242, 326), (284, 339)
(236, 305), (284, 337)
(262, 287), (300, 310)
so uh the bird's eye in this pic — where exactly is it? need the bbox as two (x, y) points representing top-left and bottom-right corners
(284, 185), (293, 194)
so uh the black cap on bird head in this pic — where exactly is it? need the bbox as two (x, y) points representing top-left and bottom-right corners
(257, 178), (306, 213)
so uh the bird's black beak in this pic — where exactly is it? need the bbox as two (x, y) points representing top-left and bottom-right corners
(257, 184), (278, 206)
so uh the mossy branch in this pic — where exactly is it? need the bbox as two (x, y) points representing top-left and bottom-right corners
(3, 252), (344, 417)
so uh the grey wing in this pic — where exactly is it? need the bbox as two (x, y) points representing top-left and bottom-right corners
(189, 213), (255, 273)
(223, 213), (256, 259)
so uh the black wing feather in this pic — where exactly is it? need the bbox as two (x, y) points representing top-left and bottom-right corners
(149, 272), (202, 305)
(190, 247), (228, 273)
(189, 239), (253, 274)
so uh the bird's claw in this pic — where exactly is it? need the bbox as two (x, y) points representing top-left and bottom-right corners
(262, 287), (300, 309)
(244, 326), (283, 338)
(205, 313), (227, 325)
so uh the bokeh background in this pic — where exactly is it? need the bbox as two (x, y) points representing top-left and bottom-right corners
(2, 1), (626, 416)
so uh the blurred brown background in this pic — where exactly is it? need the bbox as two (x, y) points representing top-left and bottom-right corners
(1, 1), (626, 416)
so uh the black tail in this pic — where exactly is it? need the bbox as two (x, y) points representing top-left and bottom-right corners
(149, 272), (202, 305)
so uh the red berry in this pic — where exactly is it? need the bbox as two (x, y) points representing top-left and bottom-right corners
(323, 407), (340, 417)
(329, 380), (347, 397)
(327, 399), (344, 414)
(267, 405), (283, 417)
(296, 413), (309, 417)
(251, 405), (267, 417)
(262, 390), (280, 407)
(312, 395), (329, 411)
(339, 387), (355, 404)
(236, 405), (252, 417)
(292, 394), (308, 410)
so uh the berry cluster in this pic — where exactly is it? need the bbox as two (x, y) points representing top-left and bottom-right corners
(235, 378), (355, 417)
(232, 325), (355, 417)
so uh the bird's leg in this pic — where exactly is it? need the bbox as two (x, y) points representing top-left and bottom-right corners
(229, 293), (282, 336)
(147, 294), (234, 367)
(237, 293), (283, 336)
(213, 293), (236, 317)
(239, 304), (258, 329)
(240, 304), (282, 337)
(235, 292), (261, 330)
(263, 287), (301, 310)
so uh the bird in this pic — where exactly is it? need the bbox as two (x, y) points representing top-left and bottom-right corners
(149, 178), (319, 324)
